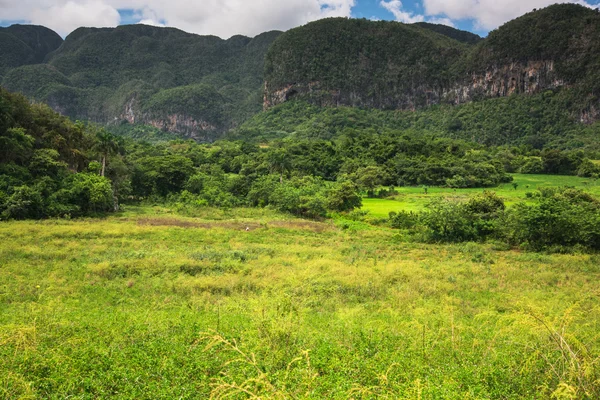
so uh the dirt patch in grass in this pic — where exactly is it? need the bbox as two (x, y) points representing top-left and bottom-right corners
(267, 220), (331, 233)
(137, 217), (331, 232)
(137, 218), (262, 231)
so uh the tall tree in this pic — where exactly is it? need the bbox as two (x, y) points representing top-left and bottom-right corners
(95, 131), (119, 177)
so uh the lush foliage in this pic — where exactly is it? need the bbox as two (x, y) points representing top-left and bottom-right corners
(237, 95), (600, 154)
(390, 187), (600, 252)
(0, 24), (62, 78)
(1, 25), (282, 136)
(0, 88), (116, 218)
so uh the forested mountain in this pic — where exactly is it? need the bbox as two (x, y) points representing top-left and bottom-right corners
(0, 25), (63, 79)
(2, 25), (281, 140)
(264, 18), (469, 110)
(1, 4), (599, 144)
(264, 4), (600, 122)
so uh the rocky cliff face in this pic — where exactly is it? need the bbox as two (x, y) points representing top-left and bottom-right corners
(119, 96), (219, 141)
(264, 60), (567, 111)
(263, 4), (600, 123)
(448, 60), (565, 104)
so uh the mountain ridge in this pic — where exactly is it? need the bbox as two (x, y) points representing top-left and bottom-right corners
(1, 4), (599, 142)
(264, 4), (600, 123)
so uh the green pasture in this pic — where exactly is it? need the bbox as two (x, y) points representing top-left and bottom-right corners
(1, 206), (599, 398)
(362, 173), (600, 218)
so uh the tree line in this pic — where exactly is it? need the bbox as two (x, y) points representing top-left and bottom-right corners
(1, 88), (599, 223)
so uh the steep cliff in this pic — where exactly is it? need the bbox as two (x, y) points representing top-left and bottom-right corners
(264, 4), (600, 122)
(264, 18), (468, 111)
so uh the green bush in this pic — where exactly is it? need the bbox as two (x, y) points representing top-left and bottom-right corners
(421, 199), (477, 242)
(503, 188), (600, 251)
(0, 185), (44, 219)
(326, 181), (362, 212)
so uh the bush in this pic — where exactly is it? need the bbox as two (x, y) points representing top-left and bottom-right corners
(519, 157), (544, 174)
(503, 188), (600, 251)
(326, 181), (362, 212)
(388, 211), (419, 229)
(0, 185), (44, 220)
(421, 199), (477, 242)
(61, 173), (114, 215)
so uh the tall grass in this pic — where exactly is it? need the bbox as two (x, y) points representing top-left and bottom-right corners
(1, 208), (599, 398)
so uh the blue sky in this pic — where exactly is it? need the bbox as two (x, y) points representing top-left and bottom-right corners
(352, 0), (482, 33)
(2, 0), (599, 38)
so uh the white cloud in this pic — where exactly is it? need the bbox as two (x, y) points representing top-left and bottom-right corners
(143, 0), (356, 38)
(422, 0), (597, 31)
(18, 0), (120, 36)
(0, 0), (355, 38)
(380, 0), (425, 23)
(380, 0), (459, 27)
(134, 6), (164, 27)
(137, 19), (164, 27)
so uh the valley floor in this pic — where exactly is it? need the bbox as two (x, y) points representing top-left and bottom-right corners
(1, 206), (599, 398)
(362, 173), (600, 217)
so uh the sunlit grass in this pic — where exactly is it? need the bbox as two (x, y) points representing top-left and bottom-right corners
(362, 173), (600, 217)
(1, 206), (599, 398)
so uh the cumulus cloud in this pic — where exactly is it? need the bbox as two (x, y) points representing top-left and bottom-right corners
(380, 0), (456, 27)
(422, 0), (597, 30)
(28, 0), (120, 35)
(134, 6), (164, 27)
(380, 0), (424, 23)
(0, 0), (355, 38)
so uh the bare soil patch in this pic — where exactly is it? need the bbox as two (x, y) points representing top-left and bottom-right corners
(137, 217), (330, 232)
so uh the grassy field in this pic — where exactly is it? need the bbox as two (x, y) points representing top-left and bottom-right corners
(1, 205), (599, 398)
(362, 173), (600, 218)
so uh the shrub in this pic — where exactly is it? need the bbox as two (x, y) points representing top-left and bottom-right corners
(502, 188), (600, 251)
(326, 180), (362, 212)
(388, 211), (419, 229)
(421, 198), (477, 242)
(0, 185), (44, 220)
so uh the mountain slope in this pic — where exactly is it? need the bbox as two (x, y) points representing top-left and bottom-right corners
(0, 25), (63, 78)
(264, 18), (469, 110)
(414, 22), (481, 44)
(2, 24), (281, 141)
(264, 4), (600, 122)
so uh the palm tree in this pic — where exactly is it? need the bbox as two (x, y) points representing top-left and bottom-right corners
(268, 148), (291, 184)
(95, 131), (119, 177)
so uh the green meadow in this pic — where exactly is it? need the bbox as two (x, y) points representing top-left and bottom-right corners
(1, 200), (599, 398)
(362, 173), (600, 218)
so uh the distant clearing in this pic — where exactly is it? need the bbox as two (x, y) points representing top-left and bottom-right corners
(362, 173), (600, 217)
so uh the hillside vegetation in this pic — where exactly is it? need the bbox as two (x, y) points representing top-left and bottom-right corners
(1, 4), (600, 144)
(235, 94), (600, 153)
(2, 25), (282, 138)
(265, 4), (600, 121)
(0, 24), (62, 78)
